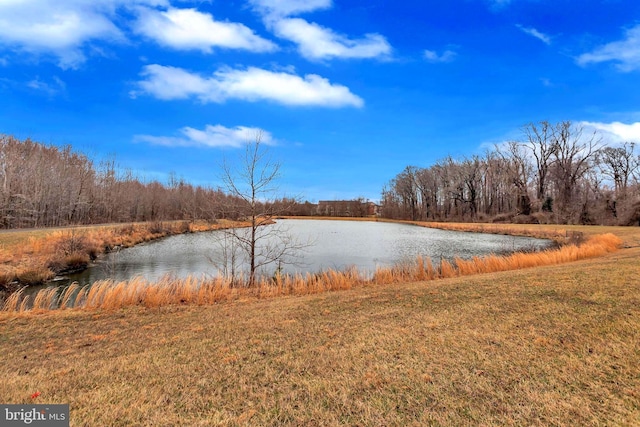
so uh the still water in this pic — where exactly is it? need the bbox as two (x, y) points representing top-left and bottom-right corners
(65, 220), (551, 285)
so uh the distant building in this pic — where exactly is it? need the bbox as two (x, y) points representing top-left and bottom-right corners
(317, 200), (379, 217)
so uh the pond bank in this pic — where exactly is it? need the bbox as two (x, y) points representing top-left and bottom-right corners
(2, 217), (632, 311)
(0, 220), (244, 296)
(60, 219), (552, 287)
(1, 227), (622, 313)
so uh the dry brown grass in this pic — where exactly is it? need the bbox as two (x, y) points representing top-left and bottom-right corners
(415, 220), (573, 238)
(0, 243), (638, 425)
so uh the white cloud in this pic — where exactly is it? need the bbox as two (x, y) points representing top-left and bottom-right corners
(577, 25), (640, 72)
(272, 18), (390, 60)
(132, 64), (364, 107)
(424, 49), (457, 63)
(0, 0), (166, 68)
(516, 25), (551, 45)
(136, 124), (274, 148)
(132, 64), (214, 100)
(540, 78), (552, 87)
(26, 75), (66, 96)
(249, 0), (332, 18)
(581, 121), (640, 143)
(134, 7), (277, 53)
(251, 0), (391, 62)
(487, 0), (512, 11)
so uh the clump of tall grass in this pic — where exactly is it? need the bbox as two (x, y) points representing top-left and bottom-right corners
(2, 287), (25, 312)
(1, 233), (623, 314)
(15, 265), (55, 285)
(0, 266), (16, 288)
(32, 287), (59, 311)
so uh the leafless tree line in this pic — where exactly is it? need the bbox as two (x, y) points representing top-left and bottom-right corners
(381, 121), (640, 225)
(0, 135), (246, 228)
(5, 121), (640, 229)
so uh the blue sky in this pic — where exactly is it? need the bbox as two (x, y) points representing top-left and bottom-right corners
(1, 0), (640, 202)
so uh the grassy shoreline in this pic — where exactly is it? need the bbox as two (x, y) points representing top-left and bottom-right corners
(0, 220), (243, 293)
(0, 220), (625, 313)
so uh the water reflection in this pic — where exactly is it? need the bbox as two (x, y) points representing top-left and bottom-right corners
(62, 219), (551, 286)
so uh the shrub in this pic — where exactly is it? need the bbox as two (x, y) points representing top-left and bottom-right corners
(531, 212), (553, 224)
(118, 224), (137, 236)
(512, 214), (540, 224)
(54, 232), (90, 256)
(16, 266), (54, 286)
(148, 221), (166, 234)
(491, 213), (514, 223)
(620, 199), (640, 226)
(62, 252), (90, 272)
(0, 266), (16, 288)
(46, 257), (66, 274)
(177, 221), (191, 234)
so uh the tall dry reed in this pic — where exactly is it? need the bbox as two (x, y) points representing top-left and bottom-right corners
(2, 287), (25, 312)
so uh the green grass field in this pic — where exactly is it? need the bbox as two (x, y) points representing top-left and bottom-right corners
(1, 223), (639, 426)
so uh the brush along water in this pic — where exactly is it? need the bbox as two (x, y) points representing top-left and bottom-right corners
(0, 234), (623, 314)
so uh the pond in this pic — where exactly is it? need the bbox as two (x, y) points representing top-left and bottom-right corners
(63, 219), (552, 285)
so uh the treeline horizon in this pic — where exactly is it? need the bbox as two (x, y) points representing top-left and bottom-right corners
(380, 121), (640, 225)
(0, 134), (314, 229)
(3, 121), (640, 230)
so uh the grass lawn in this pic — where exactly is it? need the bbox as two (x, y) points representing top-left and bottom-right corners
(1, 223), (639, 426)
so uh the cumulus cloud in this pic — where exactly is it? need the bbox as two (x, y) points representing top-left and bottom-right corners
(250, 0), (390, 62)
(424, 49), (457, 63)
(0, 0), (134, 68)
(272, 18), (390, 60)
(133, 7), (277, 53)
(132, 64), (364, 107)
(516, 25), (551, 45)
(132, 64), (213, 100)
(136, 124), (274, 148)
(249, 0), (332, 18)
(581, 121), (640, 143)
(0, 0), (277, 66)
(577, 25), (640, 72)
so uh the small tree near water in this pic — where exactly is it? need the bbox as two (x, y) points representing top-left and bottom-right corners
(218, 133), (307, 286)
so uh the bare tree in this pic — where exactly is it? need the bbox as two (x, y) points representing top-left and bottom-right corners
(415, 167), (439, 220)
(523, 121), (556, 203)
(550, 121), (603, 222)
(445, 156), (482, 219)
(392, 166), (419, 220)
(496, 141), (532, 215)
(219, 133), (307, 286)
(598, 142), (639, 196)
